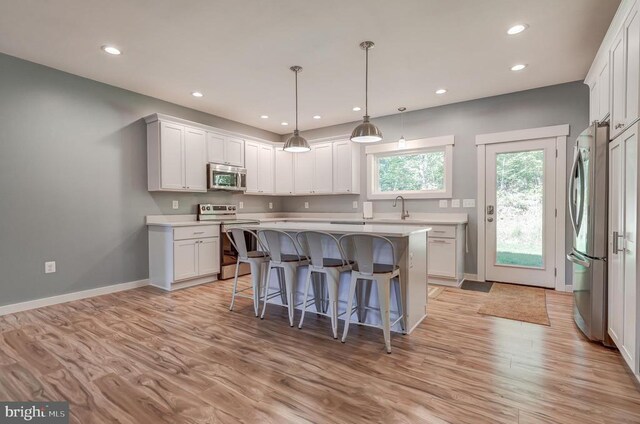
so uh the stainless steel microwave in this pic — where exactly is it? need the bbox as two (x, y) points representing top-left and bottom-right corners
(207, 163), (247, 191)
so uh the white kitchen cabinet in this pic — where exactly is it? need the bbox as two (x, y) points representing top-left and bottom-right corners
(611, 29), (626, 139)
(174, 240), (199, 281)
(427, 224), (466, 286)
(625, 4), (640, 127)
(147, 120), (207, 192)
(333, 140), (361, 194)
(274, 148), (294, 195)
(294, 148), (315, 194)
(312, 142), (333, 194)
(207, 131), (245, 167)
(608, 122), (639, 379)
(258, 144), (274, 194)
(184, 127), (207, 191)
(428, 238), (456, 278)
(148, 224), (221, 291)
(245, 140), (274, 194)
(599, 61), (611, 121)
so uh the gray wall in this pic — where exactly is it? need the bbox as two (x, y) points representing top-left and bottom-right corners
(282, 81), (589, 279)
(0, 53), (283, 306)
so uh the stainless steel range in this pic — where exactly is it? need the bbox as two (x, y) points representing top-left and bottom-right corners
(198, 204), (259, 279)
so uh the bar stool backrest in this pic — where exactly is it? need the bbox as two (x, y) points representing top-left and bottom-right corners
(296, 231), (348, 268)
(226, 228), (265, 261)
(339, 234), (397, 275)
(258, 229), (304, 264)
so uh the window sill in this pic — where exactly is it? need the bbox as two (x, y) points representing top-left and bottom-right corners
(367, 191), (452, 200)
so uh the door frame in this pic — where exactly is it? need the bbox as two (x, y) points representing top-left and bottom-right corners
(476, 124), (569, 291)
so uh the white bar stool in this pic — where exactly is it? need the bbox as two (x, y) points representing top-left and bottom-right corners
(296, 231), (352, 339)
(226, 228), (270, 317)
(339, 233), (406, 353)
(259, 229), (308, 327)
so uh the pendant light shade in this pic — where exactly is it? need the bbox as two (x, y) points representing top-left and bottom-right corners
(284, 66), (310, 153)
(351, 41), (382, 143)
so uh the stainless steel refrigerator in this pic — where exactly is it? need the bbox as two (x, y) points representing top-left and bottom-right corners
(567, 122), (610, 343)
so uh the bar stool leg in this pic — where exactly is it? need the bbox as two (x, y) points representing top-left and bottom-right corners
(298, 267), (313, 329)
(326, 271), (339, 339)
(283, 265), (297, 327)
(247, 261), (261, 317)
(341, 274), (359, 343)
(260, 265), (272, 320)
(377, 277), (392, 354)
(229, 258), (241, 312)
(393, 275), (406, 333)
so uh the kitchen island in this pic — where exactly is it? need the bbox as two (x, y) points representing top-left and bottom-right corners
(232, 220), (432, 333)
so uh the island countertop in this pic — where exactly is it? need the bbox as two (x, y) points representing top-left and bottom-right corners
(228, 220), (432, 237)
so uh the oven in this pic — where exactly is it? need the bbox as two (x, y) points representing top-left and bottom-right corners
(207, 163), (247, 191)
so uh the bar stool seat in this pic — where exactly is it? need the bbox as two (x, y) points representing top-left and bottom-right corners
(352, 263), (398, 274)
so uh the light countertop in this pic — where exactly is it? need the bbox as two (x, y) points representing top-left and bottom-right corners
(229, 221), (431, 237)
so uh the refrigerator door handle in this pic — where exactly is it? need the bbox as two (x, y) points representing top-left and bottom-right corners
(568, 147), (580, 235)
(567, 251), (591, 268)
(574, 150), (586, 235)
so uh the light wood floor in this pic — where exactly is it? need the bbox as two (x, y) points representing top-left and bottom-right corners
(1, 277), (639, 424)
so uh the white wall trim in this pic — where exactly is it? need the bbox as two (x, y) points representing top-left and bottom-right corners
(475, 125), (570, 145)
(462, 273), (479, 282)
(555, 136), (568, 291)
(476, 129), (569, 291)
(365, 135), (454, 154)
(0, 278), (150, 316)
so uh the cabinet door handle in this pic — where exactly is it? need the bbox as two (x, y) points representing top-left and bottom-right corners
(431, 239), (447, 243)
(613, 231), (625, 254)
(432, 230), (445, 233)
(193, 231), (205, 234)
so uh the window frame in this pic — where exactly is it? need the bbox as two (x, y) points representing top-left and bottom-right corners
(365, 135), (454, 200)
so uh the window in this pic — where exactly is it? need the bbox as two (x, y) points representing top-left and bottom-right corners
(366, 136), (453, 199)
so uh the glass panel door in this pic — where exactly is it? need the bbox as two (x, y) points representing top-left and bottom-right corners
(495, 149), (544, 268)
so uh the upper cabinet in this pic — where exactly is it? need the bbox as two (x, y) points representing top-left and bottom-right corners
(207, 132), (245, 167)
(274, 148), (294, 195)
(147, 120), (207, 192)
(293, 142), (334, 195)
(587, 0), (640, 139)
(332, 140), (361, 194)
(245, 140), (274, 194)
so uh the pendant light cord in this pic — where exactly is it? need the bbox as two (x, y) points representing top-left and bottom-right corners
(365, 46), (369, 116)
(295, 70), (299, 131)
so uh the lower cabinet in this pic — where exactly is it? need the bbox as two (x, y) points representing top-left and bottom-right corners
(427, 224), (466, 286)
(148, 224), (221, 291)
(608, 122), (639, 379)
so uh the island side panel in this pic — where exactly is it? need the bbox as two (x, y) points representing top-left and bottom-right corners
(404, 230), (428, 333)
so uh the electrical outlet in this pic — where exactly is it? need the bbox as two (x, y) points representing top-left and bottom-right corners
(45, 261), (56, 274)
(268, 202), (273, 210)
(352, 201), (358, 209)
(239, 201), (244, 209)
(304, 202), (309, 209)
(439, 200), (448, 208)
(451, 199), (460, 208)
(172, 200), (179, 209)
(463, 198), (476, 208)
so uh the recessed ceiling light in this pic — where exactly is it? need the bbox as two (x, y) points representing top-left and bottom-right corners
(191, 91), (204, 97)
(313, 115), (321, 119)
(507, 24), (528, 35)
(101, 45), (121, 55)
(435, 89), (447, 95)
(510, 64), (527, 71)
(352, 106), (361, 111)
(281, 122), (289, 126)
(260, 115), (269, 119)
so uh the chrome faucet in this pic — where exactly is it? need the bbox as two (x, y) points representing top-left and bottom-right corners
(393, 195), (410, 220)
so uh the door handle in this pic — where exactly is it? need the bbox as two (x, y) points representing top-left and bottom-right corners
(487, 217), (494, 222)
(566, 252), (590, 268)
(487, 205), (494, 215)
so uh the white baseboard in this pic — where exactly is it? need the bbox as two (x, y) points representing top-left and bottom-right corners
(0, 278), (150, 316)
(463, 273), (479, 282)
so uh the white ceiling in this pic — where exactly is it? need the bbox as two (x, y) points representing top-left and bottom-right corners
(0, 0), (620, 135)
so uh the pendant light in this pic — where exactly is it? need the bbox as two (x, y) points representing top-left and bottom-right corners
(283, 66), (311, 153)
(398, 107), (407, 149)
(351, 41), (383, 143)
